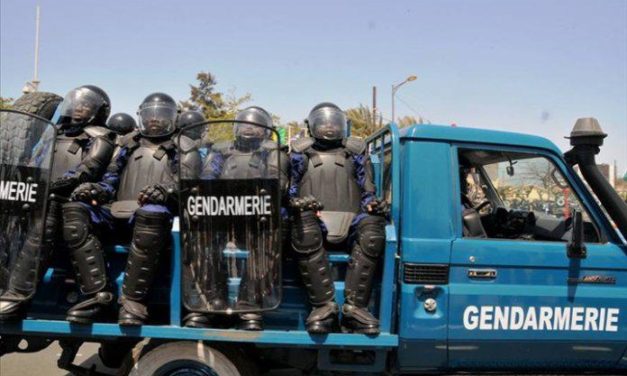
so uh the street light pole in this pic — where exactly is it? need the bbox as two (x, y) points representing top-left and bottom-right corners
(391, 75), (417, 123)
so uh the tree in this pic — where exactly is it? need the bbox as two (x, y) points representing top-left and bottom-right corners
(345, 105), (378, 139)
(397, 115), (427, 128)
(0, 97), (13, 110)
(180, 71), (252, 142)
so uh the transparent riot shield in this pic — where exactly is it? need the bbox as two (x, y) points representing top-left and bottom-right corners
(178, 120), (282, 314)
(0, 110), (56, 293)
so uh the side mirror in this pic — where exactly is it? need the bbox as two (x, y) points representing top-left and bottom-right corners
(567, 211), (587, 258)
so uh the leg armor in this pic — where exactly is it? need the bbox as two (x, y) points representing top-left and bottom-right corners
(342, 215), (386, 334)
(0, 201), (60, 321)
(118, 207), (171, 325)
(63, 203), (112, 324)
(292, 209), (338, 334)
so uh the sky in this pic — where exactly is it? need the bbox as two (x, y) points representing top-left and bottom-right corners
(1, 0), (626, 171)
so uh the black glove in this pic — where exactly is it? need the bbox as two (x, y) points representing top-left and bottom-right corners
(289, 195), (323, 212)
(366, 198), (389, 217)
(138, 184), (169, 206)
(70, 183), (111, 205)
(50, 176), (80, 197)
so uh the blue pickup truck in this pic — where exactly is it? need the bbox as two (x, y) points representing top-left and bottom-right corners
(1, 109), (626, 375)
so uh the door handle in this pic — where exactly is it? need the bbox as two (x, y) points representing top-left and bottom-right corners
(468, 268), (497, 279)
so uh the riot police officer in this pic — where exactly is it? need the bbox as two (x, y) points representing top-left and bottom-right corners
(289, 103), (387, 334)
(67, 93), (201, 325)
(107, 113), (137, 135)
(184, 106), (288, 330)
(0, 85), (116, 321)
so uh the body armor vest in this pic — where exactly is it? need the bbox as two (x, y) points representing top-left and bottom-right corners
(295, 138), (364, 214)
(116, 138), (176, 201)
(50, 126), (109, 181)
(216, 141), (272, 180)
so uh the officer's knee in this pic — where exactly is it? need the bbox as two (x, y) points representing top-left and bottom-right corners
(62, 203), (92, 248)
(133, 207), (171, 251)
(291, 210), (323, 255)
(356, 215), (386, 258)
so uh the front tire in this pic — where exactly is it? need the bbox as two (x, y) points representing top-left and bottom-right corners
(123, 341), (242, 376)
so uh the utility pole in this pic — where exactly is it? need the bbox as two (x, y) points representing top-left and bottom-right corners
(372, 86), (377, 129)
(22, 5), (41, 94)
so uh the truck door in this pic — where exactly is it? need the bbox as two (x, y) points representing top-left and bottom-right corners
(448, 146), (627, 370)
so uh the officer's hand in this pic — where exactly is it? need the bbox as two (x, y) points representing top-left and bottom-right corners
(138, 184), (168, 206)
(366, 198), (389, 216)
(289, 195), (323, 212)
(70, 183), (110, 206)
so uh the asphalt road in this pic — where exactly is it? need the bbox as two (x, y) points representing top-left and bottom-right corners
(0, 342), (117, 376)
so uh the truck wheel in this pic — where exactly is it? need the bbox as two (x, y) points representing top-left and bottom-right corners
(0, 91), (62, 162)
(124, 341), (243, 376)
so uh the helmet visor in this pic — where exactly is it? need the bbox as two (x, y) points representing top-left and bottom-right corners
(138, 105), (177, 137)
(234, 110), (272, 140)
(58, 87), (106, 124)
(308, 107), (347, 140)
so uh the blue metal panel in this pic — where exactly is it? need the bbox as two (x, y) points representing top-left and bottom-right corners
(0, 320), (398, 348)
(396, 141), (454, 370)
(400, 124), (561, 156)
(170, 228), (181, 326)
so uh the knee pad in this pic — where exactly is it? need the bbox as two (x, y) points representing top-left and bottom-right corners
(291, 210), (323, 255)
(63, 203), (92, 249)
(356, 215), (386, 258)
(133, 207), (172, 252)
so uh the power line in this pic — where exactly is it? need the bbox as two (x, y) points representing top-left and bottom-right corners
(395, 95), (430, 123)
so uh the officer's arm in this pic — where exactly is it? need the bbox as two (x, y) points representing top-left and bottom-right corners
(353, 152), (377, 211)
(268, 150), (290, 197)
(73, 134), (116, 182)
(200, 151), (224, 179)
(99, 145), (130, 197)
(287, 152), (306, 199)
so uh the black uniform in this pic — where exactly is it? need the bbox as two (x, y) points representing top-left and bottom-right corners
(68, 93), (201, 325)
(288, 103), (387, 334)
(0, 85), (115, 321)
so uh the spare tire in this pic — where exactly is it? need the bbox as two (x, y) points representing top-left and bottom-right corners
(0, 91), (62, 162)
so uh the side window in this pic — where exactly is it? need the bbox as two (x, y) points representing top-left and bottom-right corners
(458, 148), (602, 243)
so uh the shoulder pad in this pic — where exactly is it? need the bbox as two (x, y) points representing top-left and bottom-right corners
(260, 140), (287, 152)
(290, 137), (315, 153)
(84, 126), (113, 138)
(212, 141), (233, 154)
(174, 134), (198, 153)
(344, 137), (366, 155)
(117, 130), (140, 147)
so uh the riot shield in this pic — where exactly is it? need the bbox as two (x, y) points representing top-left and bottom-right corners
(178, 120), (282, 314)
(0, 110), (56, 293)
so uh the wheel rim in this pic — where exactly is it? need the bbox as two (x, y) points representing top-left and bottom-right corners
(154, 360), (219, 376)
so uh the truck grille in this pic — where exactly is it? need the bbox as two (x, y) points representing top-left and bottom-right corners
(403, 263), (449, 284)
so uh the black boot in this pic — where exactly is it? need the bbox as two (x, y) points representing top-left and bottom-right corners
(63, 203), (112, 324)
(0, 204), (59, 321)
(238, 312), (263, 331)
(298, 250), (339, 334)
(340, 216), (385, 335)
(118, 209), (170, 326)
(291, 204), (338, 334)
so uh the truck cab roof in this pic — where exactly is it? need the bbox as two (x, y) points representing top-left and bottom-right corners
(400, 124), (562, 155)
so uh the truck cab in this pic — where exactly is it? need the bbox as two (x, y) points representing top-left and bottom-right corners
(1, 116), (625, 374)
(394, 124), (627, 372)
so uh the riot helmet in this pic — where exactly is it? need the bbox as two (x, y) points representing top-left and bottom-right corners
(57, 85), (111, 127)
(107, 113), (137, 135)
(233, 106), (273, 144)
(306, 102), (347, 141)
(177, 110), (206, 140)
(137, 92), (178, 138)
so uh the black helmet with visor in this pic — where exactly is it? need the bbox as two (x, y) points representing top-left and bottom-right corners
(137, 92), (178, 138)
(306, 102), (347, 141)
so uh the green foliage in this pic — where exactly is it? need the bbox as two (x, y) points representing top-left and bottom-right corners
(179, 71), (252, 142)
(0, 97), (13, 110)
(345, 105), (379, 139)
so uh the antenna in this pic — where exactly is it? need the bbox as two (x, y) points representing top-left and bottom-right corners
(22, 5), (41, 94)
